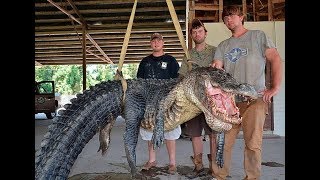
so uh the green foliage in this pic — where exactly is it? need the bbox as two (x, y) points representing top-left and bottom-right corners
(35, 64), (139, 95)
(35, 66), (55, 82)
(66, 66), (82, 94)
(123, 63), (139, 79)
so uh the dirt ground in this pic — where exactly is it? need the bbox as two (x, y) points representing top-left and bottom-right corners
(68, 161), (284, 180)
(68, 165), (215, 180)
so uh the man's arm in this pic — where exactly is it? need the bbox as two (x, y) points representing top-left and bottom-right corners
(263, 48), (283, 103)
(136, 60), (145, 78)
(178, 55), (189, 76)
(169, 57), (180, 78)
(211, 44), (224, 69)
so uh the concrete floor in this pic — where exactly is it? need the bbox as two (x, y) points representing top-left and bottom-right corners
(35, 115), (285, 180)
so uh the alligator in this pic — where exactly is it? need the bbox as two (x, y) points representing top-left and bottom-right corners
(35, 67), (258, 180)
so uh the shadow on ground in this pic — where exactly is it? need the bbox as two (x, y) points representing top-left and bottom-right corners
(68, 165), (215, 180)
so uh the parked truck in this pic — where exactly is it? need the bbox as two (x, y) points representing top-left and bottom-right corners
(35, 81), (59, 119)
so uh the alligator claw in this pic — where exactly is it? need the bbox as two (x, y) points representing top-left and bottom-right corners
(216, 132), (225, 168)
(132, 171), (143, 179)
(151, 130), (164, 150)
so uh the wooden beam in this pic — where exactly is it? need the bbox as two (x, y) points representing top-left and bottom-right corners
(35, 6), (186, 16)
(36, 57), (184, 64)
(85, 34), (113, 64)
(253, 0), (256, 21)
(268, 0), (273, 21)
(35, 35), (182, 42)
(117, 0), (137, 73)
(36, 51), (185, 58)
(35, 26), (185, 35)
(35, 61), (43, 66)
(197, 16), (219, 21)
(191, 4), (219, 11)
(66, 0), (86, 26)
(35, 22), (186, 31)
(242, 0), (247, 21)
(36, 0), (187, 66)
(36, 47), (183, 53)
(36, 55), (183, 62)
(166, 0), (189, 60)
(188, 0), (195, 50)
(219, 0), (223, 22)
(35, 39), (183, 47)
(82, 26), (87, 90)
(36, 0), (186, 7)
(37, 53), (186, 58)
(35, 14), (185, 24)
(47, 0), (82, 25)
(47, 0), (112, 64)
(35, 43), (184, 50)
(86, 49), (111, 63)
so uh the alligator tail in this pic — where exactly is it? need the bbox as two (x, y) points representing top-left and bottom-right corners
(35, 80), (123, 180)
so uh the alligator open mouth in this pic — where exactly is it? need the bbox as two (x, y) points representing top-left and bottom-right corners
(205, 80), (241, 125)
(195, 69), (258, 132)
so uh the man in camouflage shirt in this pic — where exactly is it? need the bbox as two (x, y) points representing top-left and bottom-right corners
(178, 19), (219, 179)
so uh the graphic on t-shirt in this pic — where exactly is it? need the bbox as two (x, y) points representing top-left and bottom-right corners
(161, 62), (168, 69)
(224, 48), (248, 63)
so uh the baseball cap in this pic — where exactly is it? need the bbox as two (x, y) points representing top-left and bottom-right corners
(150, 32), (163, 41)
(191, 18), (207, 32)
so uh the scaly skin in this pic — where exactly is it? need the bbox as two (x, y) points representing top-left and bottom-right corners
(35, 67), (257, 179)
(152, 67), (258, 168)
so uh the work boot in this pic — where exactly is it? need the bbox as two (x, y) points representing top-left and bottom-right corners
(186, 153), (205, 178)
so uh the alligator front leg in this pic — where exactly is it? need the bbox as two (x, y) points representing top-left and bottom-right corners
(152, 110), (165, 150)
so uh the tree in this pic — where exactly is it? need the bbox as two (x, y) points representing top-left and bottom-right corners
(35, 63), (139, 95)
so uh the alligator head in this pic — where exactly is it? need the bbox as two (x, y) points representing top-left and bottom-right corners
(156, 66), (258, 134)
(198, 67), (258, 132)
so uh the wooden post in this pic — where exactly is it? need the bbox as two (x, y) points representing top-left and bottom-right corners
(115, 0), (138, 78)
(218, 0), (223, 22)
(242, 0), (247, 21)
(268, 0), (273, 21)
(114, 0), (138, 103)
(166, 0), (190, 60)
(82, 26), (87, 91)
(252, 0), (256, 21)
(188, 0), (195, 50)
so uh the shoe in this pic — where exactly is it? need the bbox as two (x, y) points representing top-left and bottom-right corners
(168, 164), (177, 174)
(141, 161), (156, 170)
(186, 154), (205, 178)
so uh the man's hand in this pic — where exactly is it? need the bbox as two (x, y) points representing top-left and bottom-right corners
(211, 60), (223, 69)
(262, 87), (280, 103)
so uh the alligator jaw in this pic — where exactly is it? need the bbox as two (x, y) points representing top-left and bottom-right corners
(205, 80), (242, 126)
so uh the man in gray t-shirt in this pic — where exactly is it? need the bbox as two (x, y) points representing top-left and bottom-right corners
(211, 5), (283, 180)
